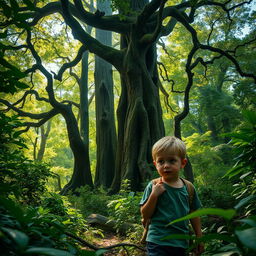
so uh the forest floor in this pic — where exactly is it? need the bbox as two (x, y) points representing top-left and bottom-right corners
(92, 231), (146, 256)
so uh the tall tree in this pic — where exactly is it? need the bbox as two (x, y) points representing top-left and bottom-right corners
(94, 0), (117, 189)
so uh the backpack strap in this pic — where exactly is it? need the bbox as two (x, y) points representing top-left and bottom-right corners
(152, 177), (194, 209)
(180, 177), (195, 211)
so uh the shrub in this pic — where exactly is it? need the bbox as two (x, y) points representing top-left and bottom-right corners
(68, 186), (110, 217)
(107, 180), (143, 235)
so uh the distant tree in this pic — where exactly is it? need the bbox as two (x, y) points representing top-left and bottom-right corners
(94, 0), (117, 189)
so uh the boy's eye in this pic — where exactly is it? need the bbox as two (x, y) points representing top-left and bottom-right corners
(157, 160), (164, 164)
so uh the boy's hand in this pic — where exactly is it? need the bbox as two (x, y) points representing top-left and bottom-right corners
(152, 177), (166, 197)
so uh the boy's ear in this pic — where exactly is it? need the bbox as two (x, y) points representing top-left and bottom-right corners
(153, 160), (156, 167)
(181, 158), (187, 168)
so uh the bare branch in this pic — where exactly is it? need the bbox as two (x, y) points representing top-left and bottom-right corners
(0, 98), (59, 120)
(60, 0), (124, 71)
(199, 43), (256, 83)
(207, 18), (220, 45)
(54, 45), (87, 81)
(12, 90), (50, 109)
(157, 62), (184, 93)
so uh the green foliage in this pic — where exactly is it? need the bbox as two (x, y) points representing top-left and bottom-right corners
(168, 111), (256, 255)
(224, 110), (256, 215)
(0, 113), (52, 205)
(0, 112), (103, 255)
(166, 205), (256, 255)
(185, 132), (235, 208)
(107, 180), (142, 232)
(68, 186), (110, 217)
(0, 194), (103, 256)
(110, 0), (130, 15)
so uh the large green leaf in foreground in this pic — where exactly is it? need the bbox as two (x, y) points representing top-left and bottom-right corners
(168, 208), (236, 226)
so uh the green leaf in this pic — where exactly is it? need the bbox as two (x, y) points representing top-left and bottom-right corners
(212, 252), (239, 256)
(234, 195), (256, 210)
(242, 110), (256, 126)
(194, 233), (237, 244)
(237, 216), (256, 227)
(79, 250), (96, 255)
(223, 165), (244, 178)
(168, 208), (236, 226)
(235, 227), (256, 251)
(0, 197), (24, 223)
(1, 227), (29, 250)
(115, 202), (121, 210)
(15, 81), (29, 89)
(96, 249), (108, 255)
(24, 247), (74, 256)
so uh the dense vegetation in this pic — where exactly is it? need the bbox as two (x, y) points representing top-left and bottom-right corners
(0, 0), (255, 255)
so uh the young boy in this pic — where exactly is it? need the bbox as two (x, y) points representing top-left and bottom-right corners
(140, 136), (204, 256)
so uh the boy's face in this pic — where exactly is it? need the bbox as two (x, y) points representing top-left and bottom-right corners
(153, 151), (187, 181)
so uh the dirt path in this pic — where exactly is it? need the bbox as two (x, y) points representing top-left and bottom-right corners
(93, 232), (146, 256)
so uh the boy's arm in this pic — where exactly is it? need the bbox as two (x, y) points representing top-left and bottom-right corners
(190, 216), (202, 237)
(190, 216), (204, 255)
(140, 181), (166, 223)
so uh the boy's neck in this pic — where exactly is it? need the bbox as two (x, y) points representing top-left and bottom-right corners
(162, 176), (183, 188)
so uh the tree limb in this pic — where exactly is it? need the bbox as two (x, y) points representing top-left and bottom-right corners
(140, 0), (167, 45)
(53, 45), (87, 81)
(60, 0), (124, 71)
(0, 99), (59, 119)
(137, 0), (163, 26)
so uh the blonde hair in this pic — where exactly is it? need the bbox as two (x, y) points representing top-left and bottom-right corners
(152, 136), (186, 160)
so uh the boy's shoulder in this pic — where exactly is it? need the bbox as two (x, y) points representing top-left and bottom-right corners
(150, 177), (195, 208)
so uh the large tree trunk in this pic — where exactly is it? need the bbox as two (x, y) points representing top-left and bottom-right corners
(94, 0), (117, 189)
(111, 29), (165, 192)
(60, 105), (93, 195)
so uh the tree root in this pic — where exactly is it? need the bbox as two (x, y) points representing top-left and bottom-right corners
(65, 231), (146, 253)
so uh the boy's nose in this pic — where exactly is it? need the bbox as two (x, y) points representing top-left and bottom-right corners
(164, 161), (170, 167)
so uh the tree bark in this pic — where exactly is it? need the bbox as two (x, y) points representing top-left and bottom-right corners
(60, 104), (93, 195)
(36, 121), (51, 161)
(94, 0), (117, 189)
(111, 25), (165, 192)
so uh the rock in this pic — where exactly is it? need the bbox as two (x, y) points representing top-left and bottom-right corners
(86, 213), (135, 235)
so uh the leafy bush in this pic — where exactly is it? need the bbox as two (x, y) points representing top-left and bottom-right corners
(0, 112), (104, 255)
(68, 186), (110, 217)
(108, 180), (142, 225)
(0, 113), (51, 205)
(224, 110), (256, 215)
(0, 195), (103, 256)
